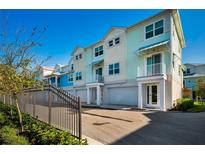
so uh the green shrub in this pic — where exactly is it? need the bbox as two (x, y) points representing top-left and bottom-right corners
(23, 114), (87, 145)
(0, 102), (87, 145)
(0, 126), (29, 145)
(0, 112), (7, 126)
(176, 98), (194, 111)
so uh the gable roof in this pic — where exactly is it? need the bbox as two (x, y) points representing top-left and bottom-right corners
(102, 27), (126, 41)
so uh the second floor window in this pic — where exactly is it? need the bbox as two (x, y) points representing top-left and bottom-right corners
(71, 64), (74, 71)
(95, 45), (103, 57)
(76, 72), (82, 80)
(68, 74), (73, 82)
(109, 40), (113, 47)
(145, 19), (164, 39)
(109, 62), (120, 75)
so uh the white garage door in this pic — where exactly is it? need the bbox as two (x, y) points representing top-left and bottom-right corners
(107, 87), (138, 105)
(76, 89), (87, 102)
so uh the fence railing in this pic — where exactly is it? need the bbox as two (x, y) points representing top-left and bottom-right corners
(0, 84), (82, 139)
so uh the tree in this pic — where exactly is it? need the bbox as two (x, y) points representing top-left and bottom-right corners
(0, 15), (50, 132)
(196, 77), (205, 99)
(0, 64), (43, 132)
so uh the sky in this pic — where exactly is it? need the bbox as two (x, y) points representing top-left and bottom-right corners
(0, 9), (205, 66)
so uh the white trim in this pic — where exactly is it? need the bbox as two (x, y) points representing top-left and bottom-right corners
(86, 83), (104, 87)
(137, 74), (167, 82)
(144, 18), (165, 41)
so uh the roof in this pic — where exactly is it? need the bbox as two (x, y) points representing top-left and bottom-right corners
(184, 63), (205, 67)
(184, 74), (205, 79)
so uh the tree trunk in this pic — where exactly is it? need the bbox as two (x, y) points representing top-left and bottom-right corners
(15, 98), (24, 133)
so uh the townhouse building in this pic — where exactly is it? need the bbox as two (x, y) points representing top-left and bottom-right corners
(40, 9), (185, 111)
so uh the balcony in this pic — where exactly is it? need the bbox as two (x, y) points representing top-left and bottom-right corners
(93, 75), (104, 83)
(137, 63), (166, 77)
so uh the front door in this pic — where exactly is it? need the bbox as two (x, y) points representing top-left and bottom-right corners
(146, 84), (159, 107)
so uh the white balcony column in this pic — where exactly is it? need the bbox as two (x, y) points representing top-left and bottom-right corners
(160, 79), (166, 111)
(87, 87), (90, 105)
(138, 83), (143, 109)
(96, 85), (101, 105)
(55, 76), (58, 87)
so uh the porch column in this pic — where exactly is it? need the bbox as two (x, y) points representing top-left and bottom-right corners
(96, 85), (101, 105)
(160, 79), (166, 111)
(87, 87), (90, 105)
(138, 83), (143, 109)
(55, 76), (58, 87)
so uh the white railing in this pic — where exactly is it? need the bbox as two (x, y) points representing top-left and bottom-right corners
(94, 75), (104, 83)
(137, 63), (166, 77)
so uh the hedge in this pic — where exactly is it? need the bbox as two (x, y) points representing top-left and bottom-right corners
(176, 98), (194, 111)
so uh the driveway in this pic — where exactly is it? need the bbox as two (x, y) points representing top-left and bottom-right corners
(82, 108), (205, 145)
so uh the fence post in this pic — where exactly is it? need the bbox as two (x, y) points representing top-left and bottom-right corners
(48, 88), (52, 124)
(33, 92), (36, 118)
(78, 96), (82, 140)
(3, 95), (5, 104)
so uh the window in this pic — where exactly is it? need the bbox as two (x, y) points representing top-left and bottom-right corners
(109, 62), (120, 75)
(115, 37), (120, 44)
(68, 74), (73, 82)
(75, 54), (82, 60)
(145, 19), (164, 39)
(154, 20), (164, 36)
(114, 63), (120, 74)
(186, 68), (190, 74)
(95, 45), (103, 57)
(108, 37), (120, 48)
(109, 40), (113, 47)
(71, 64), (74, 71)
(145, 24), (154, 39)
(76, 72), (82, 80)
(109, 64), (113, 75)
(79, 54), (82, 59)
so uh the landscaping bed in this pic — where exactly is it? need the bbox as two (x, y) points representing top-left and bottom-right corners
(173, 98), (205, 112)
(0, 102), (87, 145)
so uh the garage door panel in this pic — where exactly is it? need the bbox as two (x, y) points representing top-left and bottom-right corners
(107, 87), (138, 105)
(76, 89), (87, 102)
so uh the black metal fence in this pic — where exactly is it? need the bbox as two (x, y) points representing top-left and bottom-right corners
(0, 84), (82, 139)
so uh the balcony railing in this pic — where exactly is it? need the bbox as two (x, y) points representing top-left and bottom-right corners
(137, 63), (166, 77)
(94, 75), (104, 83)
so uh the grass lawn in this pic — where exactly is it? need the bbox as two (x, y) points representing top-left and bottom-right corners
(187, 102), (205, 112)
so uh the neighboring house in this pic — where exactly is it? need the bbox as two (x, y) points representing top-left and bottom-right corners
(183, 63), (205, 98)
(44, 64), (74, 88)
(35, 66), (54, 81)
(38, 9), (185, 111)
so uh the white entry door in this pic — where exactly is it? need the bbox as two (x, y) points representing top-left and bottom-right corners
(146, 84), (159, 107)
